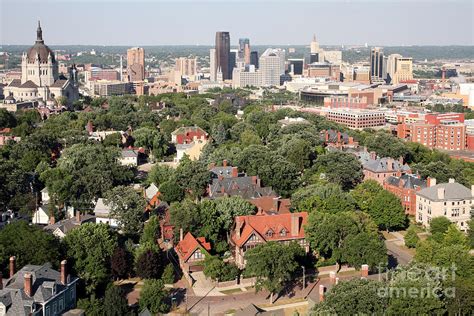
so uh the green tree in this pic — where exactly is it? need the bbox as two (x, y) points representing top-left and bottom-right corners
(140, 215), (161, 246)
(133, 127), (169, 160)
(105, 186), (147, 236)
(239, 129), (261, 146)
(102, 133), (123, 147)
(169, 199), (201, 241)
(468, 220), (474, 249)
(429, 216), (452, 242)
(312, 279), (388, 315)
(0, 108), (17, 128)
(139, 279), (169, 314)
(291, 183), (356, 213)
(175, 158), (210, 200)
(366, 190), (407, 231)
(135, 249), (164, 279)
(148, 164), (175, 186)
(111, 247), (132, 280)
(63, 223), (117, 294)
(351, 180), (383, 212)
(442, 224), (468, 247)
(277, 137), (313, 170)
(158, 180), (183, 203)
(0, 221), (62, 276)
(364, 132), (409, 159)
(312, 151), (363, 190)
(103, 285), (130, 316)
(343, 231), (387, 269)
(203, 256), (239, 282)
(162, 264), (176, 284)
(245, 242), (303, 303)
(404, 225), (420, 248)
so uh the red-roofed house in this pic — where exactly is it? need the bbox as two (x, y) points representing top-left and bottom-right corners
(230, 212), (309, 269)
(175, 232), (211, 274)
(249, 196), (291, 215)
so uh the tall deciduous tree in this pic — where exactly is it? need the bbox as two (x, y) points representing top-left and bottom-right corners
(365, 190), (407, 231)
(63, 223), (117, 294)
(103, 285), (130, 316)
(404, 225), (420, 248)
(351, 180), (383, 212)
(312, 151), (363, 190)
(135, 249), (164, 279)
(105, 186), (147, 236)
(139, 279), (169, 314)
(175, 157), (210, 200)
(245, 242), (303, 303)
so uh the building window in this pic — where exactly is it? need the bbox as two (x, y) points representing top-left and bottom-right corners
(193, 250), (203, 260)
(418, 213), (423, 221)
(266, 230), (273, 238)
(280, 229), (287, 237)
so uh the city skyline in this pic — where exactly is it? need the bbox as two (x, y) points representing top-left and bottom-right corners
(1, 0), (473, 46)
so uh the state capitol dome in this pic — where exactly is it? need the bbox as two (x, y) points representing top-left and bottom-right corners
(26, 21), (55, 63)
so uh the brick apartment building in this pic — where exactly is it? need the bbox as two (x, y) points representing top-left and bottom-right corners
(397, 112), (474, 151)
(357, 150), (411, 185)
(384, 174), (429, 215)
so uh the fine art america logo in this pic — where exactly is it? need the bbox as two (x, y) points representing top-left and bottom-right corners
(376, 263), (456, 299)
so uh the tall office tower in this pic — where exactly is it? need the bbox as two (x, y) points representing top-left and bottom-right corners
(309, 34), (321, 63)
(127, 47), (145, 81)
(386, 54), (413, 84)
(175, 57), (197, 76)
(215, 31), (231, 80)
(238, 38), (250, 58)
(210, 48), (216, 81)
(244, 43), (251, 65)
(250, 51), (259, 68)
(370, 47), (385, 83)
(310, 34), (319, 53)
(260, 48), (285, 86)
(229, 49), (237, 79)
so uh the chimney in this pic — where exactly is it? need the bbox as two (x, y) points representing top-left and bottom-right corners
(235, 217), (243, 239)
(427, 177), (436, 187)
(386, 158), (393, 171)
(24, 273), (32, 297)
(61, 260), (67, 285)
(223, 159), (228, 167)
(361, 264), (369, 278)
(370, 151), (377, 160)
(337, 131), (341, 143)
(9, 256), (16, 278)
(396, 170), (402, 177)
(0, 271), (3, 290)
(251, 176), (257, 185)
(348, 136), (354, 145)
(76, 211), (81, 222)
(232, 167), (238, 178)
(49, 215), (56, 225)
(329, 271), (336, 284)
(325, 131), (329, 142)
(319, 284), (326, 302)
(448, 178), (455, 184)
(437, 188), (445, 200)
(398, 156), (404, 164)
(179, 228), (183, 241)
(291, 213), (299, 236)
(256, 178), (261, 188)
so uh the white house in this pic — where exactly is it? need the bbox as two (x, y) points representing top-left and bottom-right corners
(119, 149), (138, 166)
(94, 198), (119, 228)
(32, 204), (50, 225)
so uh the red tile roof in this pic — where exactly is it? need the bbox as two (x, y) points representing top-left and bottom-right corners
(231, 212), (308, 247)
(175, 232), (211, 262)
(249, 196), (291, 215)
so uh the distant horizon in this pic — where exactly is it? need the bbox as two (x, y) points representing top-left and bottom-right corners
(1, 0), (473, 46)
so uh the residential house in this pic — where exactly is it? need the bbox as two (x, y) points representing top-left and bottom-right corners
(384, 174), (429, 216)
(93, 198), (118, 228)
(230, 212), (309, 269)
(0, 258), (78, 316)
(171, 126), (209, 163)
(320, 129), (358, 149)
(44, 212), (95, 239)
(159, 208), (174, 249)
(208, 162), (276, 199)
(119, 148), (139, 167)
(249, 196), (291, 215)
(0, 128), (20, 147)
(357, 150), (411, 185)
(144, 183), (160, 210)
(174, 232), (211, 275)
(416, 179), (473, 232)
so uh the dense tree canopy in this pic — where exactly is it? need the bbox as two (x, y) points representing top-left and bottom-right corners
(311, 151), (363, 190)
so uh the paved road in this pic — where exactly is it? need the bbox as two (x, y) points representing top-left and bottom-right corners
(385, 240), (414, 266)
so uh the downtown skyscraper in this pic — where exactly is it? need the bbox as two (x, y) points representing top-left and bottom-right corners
(215, 31), (231, 80)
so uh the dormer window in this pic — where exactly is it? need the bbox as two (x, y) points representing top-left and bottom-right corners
(280, 229), (287, 237)
(266, 229), (273, 237)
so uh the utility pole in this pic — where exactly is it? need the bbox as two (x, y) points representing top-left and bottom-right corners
(302, 266), (306, 289)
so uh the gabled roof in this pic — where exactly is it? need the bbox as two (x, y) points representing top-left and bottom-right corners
(231, 212), (308, 247)
(7, 79), (21, 87)
(417, 182), (472, 201)
(50, 79), (68, 88)
(386, 174), (427, 190)
(249, 196), (291, 215)
(19, 80), (38, 89)
(171, 126), (207, 136)
(174, 232), (211, 262)
(357, 152), (410, 173)
(94, 198), (111, 217)
(209, 176), (276, 199)
(44, 214), (96, 235)
(145, 183), (159, 200)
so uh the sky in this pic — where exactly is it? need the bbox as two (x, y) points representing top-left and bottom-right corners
(1, 0), (473, 46)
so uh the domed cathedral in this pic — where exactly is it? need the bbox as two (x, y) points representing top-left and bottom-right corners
(4, 21), (79, 107)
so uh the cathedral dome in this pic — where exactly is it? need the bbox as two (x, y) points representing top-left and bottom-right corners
(26, 21), (55, 64)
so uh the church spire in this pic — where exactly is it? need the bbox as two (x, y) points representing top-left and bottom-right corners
(36, 20), (43, 43)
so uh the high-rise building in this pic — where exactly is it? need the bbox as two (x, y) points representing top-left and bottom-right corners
(250, 51), (259, 68)
(310, 34), (319, 54)
(244, 43), (251, 65)
(260, 48), (285, 86)
(386, 54), (413, 84)
(127, 47), (145, 82)
(238, 38), (250, 58)
(175, 57), (197, 77)
(288, 59), (304, 75)
(229, 50), (237, 79)
(215, 31), (231, 80)
(209, 48), (216, 81)
(370, 47), (384, 83)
